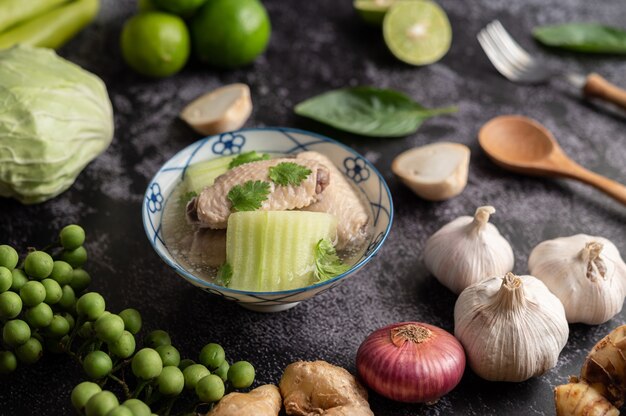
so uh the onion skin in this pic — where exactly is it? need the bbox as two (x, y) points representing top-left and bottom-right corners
(356, 322), (465, 404)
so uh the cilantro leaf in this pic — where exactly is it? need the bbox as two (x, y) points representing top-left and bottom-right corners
(313, 238), (350, 281)
(179, 191), (197, 205)
(268, 162), (312, 186)
(217, 263), (233, 287)
(227, 180), (271, 212)
(229, 151), (271, 169)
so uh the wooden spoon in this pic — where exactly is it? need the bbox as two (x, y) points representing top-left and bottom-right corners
(478, 115), (626, 205)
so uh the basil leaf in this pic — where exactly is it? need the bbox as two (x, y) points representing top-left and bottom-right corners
(294, 87), (457, 137)
(533, 23), (626, 54)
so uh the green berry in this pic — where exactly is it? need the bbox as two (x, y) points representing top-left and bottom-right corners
(20, 280), (46, 306)
(50, 261), (74, 285)
(63, 312), (76, 330)
(156, 344), (180, 367)
(227, 361), (255, 389)
(179, 358), (195, 371)
(157, 366), (185, 396)
(195, 374), (225, 403)
(61, 246), (88, 268)
(60, 224), (86, 250)
(94, 313), (125, 343)
(107, 406), (133, 416)
(119, 308), (142, 334)
(132, 348), (163, 380)
(15, 337), (42, 364)
(41, 278), (62, 304)
(214, 360), (229, 381)
(108, 330), (136, 359)
(183, 363), (210, 390)
(0, 291), (22, 319)
(199, 343), (225, 369)
(71, 381), (102, 411)
(3, 319), (31, 347)
(76, 292), (106, 320)
(10, 269), (28, 291)
(58, 285), (76, 311)
(25, 303), (53, 328)
(24, 251), (53, 279)
(45, 315), (70, 338)
(83, 351), (113, 379)
(70, 268), (91, 292)
(122, 399), (151, 416)
(0, 267), (12, 293)
(85, 391), (119, 416)
(145, 329), (171, 348)
(0, 350), (17, 374)
(78, 321), (95, 338)
(0, 245), (18, 270)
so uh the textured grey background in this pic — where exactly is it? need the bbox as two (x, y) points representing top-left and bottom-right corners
(1, 0), (626, 415)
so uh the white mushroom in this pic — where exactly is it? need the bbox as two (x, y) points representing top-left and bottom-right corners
(392, 142), (470, 201)
(180, 83), (252, 136)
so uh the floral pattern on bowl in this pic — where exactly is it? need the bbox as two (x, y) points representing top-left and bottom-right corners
(142, 128), (393, 312)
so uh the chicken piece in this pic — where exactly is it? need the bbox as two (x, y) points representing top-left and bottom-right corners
(188, 158), (330, 229)
(188, 229), (226, 267)
(206, 384), (282, 416)
(280, 361), (374, 416)
(296, 151), (370, 250)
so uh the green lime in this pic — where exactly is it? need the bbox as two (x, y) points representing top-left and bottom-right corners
(383, 0), (452, 66)
(153, 0), (206, 17)
(190, 0), (271, 68)
(121, 12), (190, 78)
(354, 0), (396, 26)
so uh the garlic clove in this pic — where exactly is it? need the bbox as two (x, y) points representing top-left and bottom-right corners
(180, 83), (253, 136)
(391, 142), (470, 201)
(454, 272), (569, 382)
(424, 205), (514, 295)
(528, 234), (626, 325)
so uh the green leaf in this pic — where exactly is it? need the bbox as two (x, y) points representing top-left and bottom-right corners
(268, 162), (312, 186)
(294, 86), (457, 137)
(313, 238), (350, 282)
(228, 151), (271, 169)
(227, 180), (271, 212)
(179, 191), (197, 205)
(217, 263), (232, 287)
(533, 23), (626, 54)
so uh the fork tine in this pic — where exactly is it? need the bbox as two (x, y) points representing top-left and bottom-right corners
(487, 21), (536, 70)
(483, 25), (534, 78)
(478, 29), (526, 81)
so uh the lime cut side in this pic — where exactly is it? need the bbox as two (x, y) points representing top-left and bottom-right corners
(383, 0), (452, 66)
(354, 0), (396, 26)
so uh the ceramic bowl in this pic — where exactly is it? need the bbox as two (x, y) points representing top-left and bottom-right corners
(142, 128), (393, 312)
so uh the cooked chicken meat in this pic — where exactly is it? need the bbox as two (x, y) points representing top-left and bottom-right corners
(187, 158), (330, 229)
(297, 151), (370, 250)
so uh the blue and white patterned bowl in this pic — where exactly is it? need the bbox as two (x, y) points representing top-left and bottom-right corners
(142, 128), (393, 312)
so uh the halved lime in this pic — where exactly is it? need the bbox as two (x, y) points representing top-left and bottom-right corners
(383, 0), (452, 66)
(354, 0), (396, 26)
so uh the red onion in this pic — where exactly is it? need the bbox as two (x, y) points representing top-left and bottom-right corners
(356, 321), (465, 404)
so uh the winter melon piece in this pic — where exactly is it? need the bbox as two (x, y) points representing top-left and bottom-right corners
(183, 155), (234, 194)
(226, 211), (338, 291)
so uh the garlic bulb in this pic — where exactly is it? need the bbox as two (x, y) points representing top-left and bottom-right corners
(423, 206), (514, 294)
(454, 272), (569, 382)
(528, 234), (626, 325)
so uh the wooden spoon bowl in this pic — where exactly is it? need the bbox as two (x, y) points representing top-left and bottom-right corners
(478, 115), (626, 205)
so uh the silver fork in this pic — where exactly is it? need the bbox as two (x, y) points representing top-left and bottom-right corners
(478, 20), (626, 111)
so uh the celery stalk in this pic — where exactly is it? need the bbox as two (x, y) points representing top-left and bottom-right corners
(226, 211), (338, 291)
(183, 156), (234, 194)
(0, 0), (99, 50)
(0, 0), (69, 33)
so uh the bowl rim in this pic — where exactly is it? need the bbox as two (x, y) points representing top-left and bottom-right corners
(142, 127), (394, 296)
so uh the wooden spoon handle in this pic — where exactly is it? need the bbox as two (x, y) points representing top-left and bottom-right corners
(564, 163), (626, 205)
(583, 73), (626, 111)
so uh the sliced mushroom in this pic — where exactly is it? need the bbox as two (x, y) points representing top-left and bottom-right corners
(180, 83), (252, 135)
(392, 142), (470, 201)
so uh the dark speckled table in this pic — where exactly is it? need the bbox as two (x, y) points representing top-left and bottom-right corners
(1, 0), (626, 415)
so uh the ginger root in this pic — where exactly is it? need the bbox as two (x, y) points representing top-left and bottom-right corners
(555, 377), (619, 416)
(279, 360), (374, 416)
(206, 384), (281, 416)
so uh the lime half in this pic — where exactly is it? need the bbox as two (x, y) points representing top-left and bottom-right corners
(383, 0), (452, 66)
(354, 0), (396, 26)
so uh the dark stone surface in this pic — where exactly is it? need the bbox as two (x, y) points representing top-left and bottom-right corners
(1, 0), (626, 414)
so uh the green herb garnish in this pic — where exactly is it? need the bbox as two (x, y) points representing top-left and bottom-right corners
(268, 162), (312, 186)
(533, 23), (626, 54)
(227, 180), (271, 212)
(228, 151), (271, 169)
(313, 238), (350, 281)
(179, 191), (197, 205)
(295, 86), (457, 137)
(217, 263), (233, 287)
